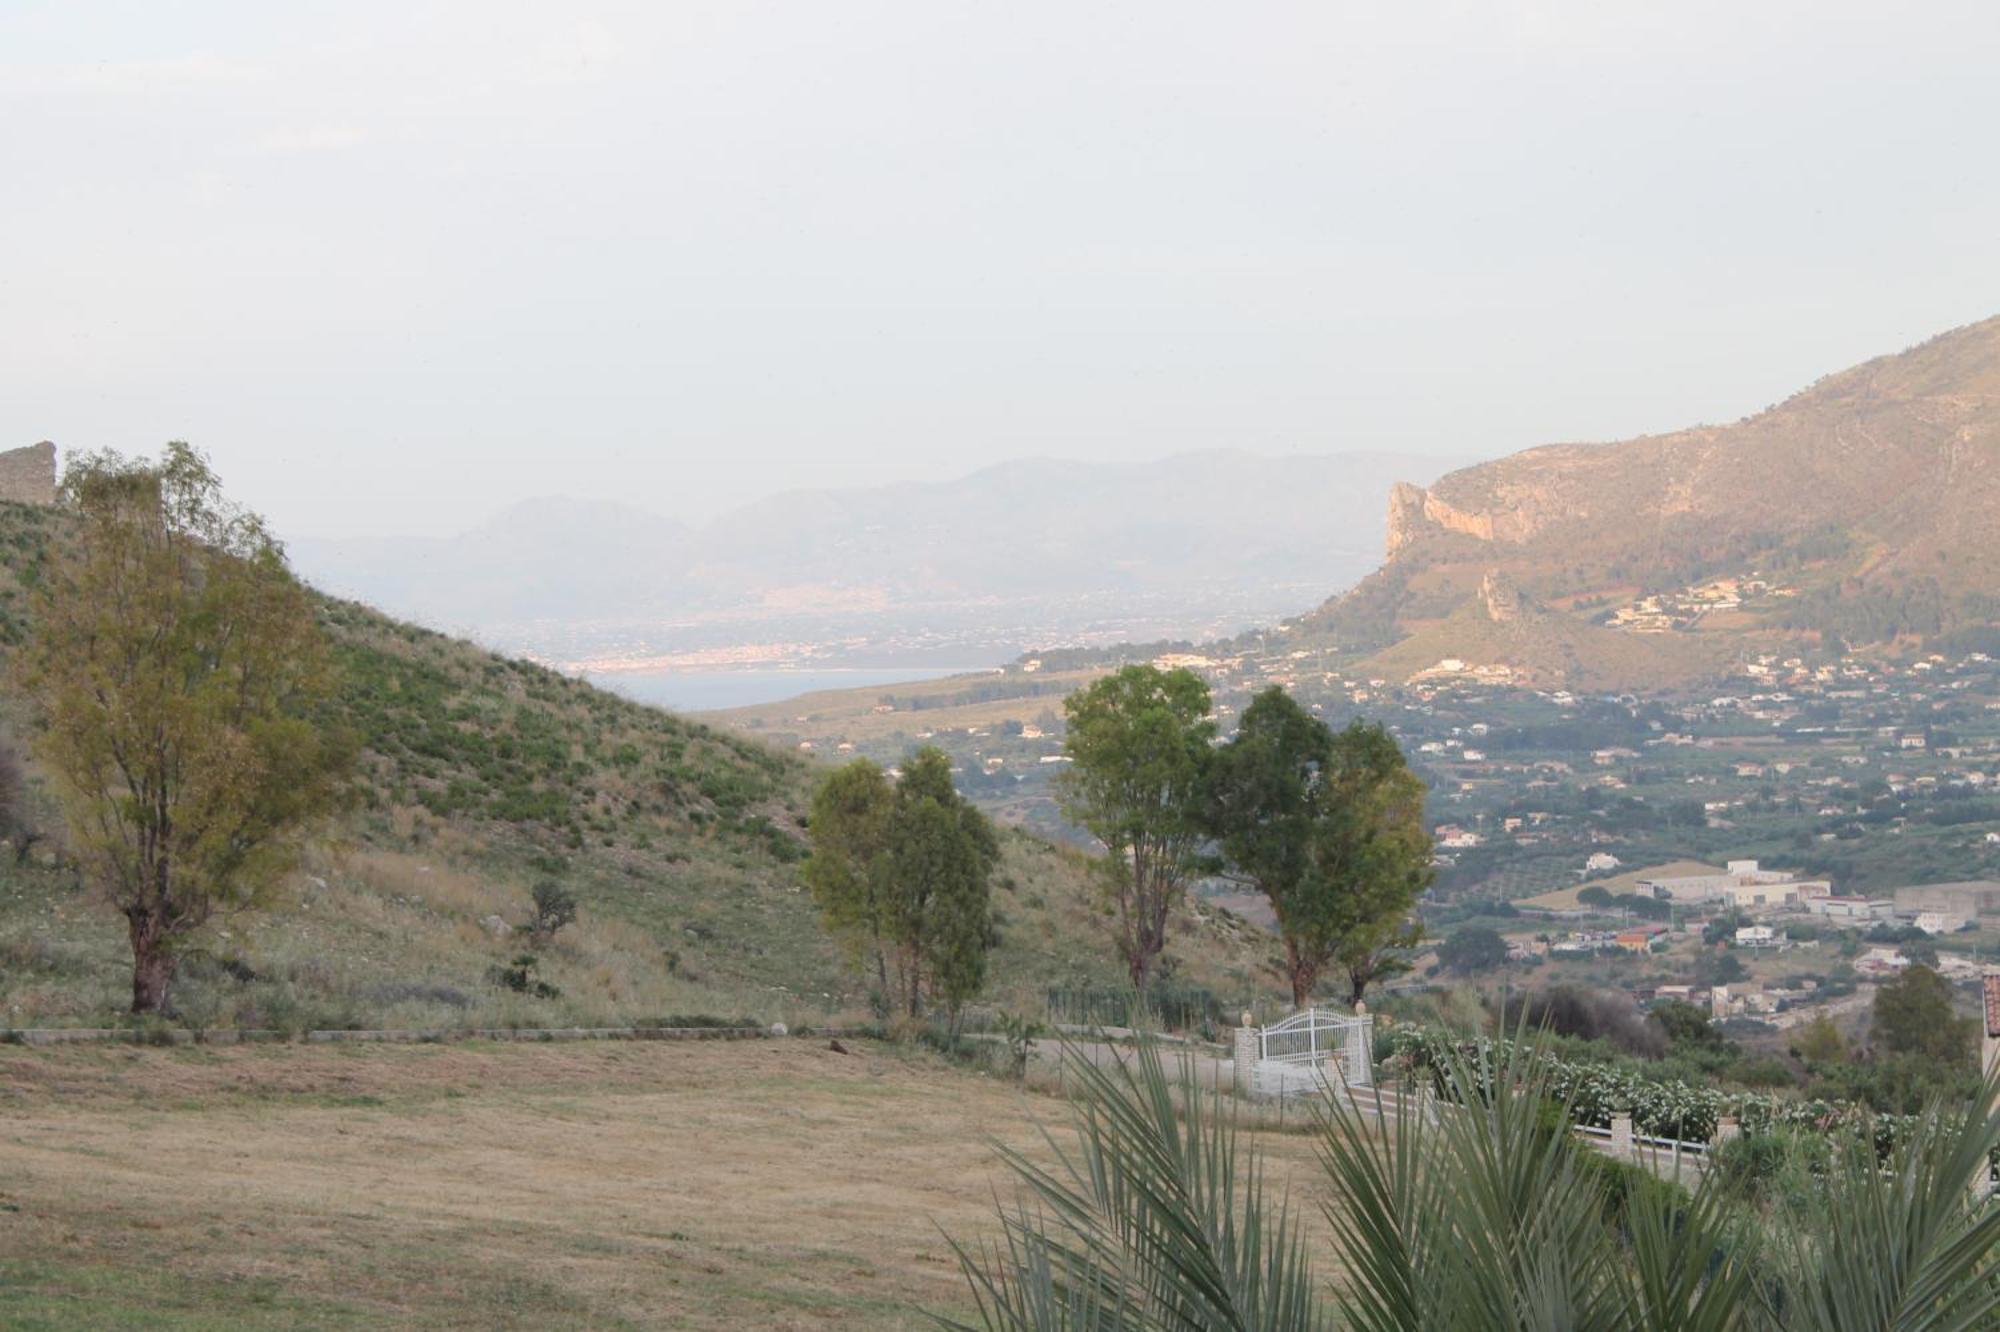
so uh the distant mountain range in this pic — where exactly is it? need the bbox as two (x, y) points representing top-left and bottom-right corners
(1296, 315), (2000, 689)
(292, 449), (1469, 665)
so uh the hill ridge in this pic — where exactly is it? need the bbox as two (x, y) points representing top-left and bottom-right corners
(1305, 314), (2000, 687)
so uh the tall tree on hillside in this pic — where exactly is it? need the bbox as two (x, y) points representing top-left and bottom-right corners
(20, 444), (350, 1014)
(804, 757), (898, 998)
(805, 748), (998, 1021)
(1058, 665), (1214, 991)
(885, 748), (999, 1022)
(1204, 689), (1430, 1007)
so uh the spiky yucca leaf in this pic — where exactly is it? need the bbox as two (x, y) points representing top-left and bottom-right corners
(948, 1029), (2000, 1332)
(943, 1037), (1329, 1332)
(1317, 1031), (1717, 1331)
(1762, 1065), (2000, 1332)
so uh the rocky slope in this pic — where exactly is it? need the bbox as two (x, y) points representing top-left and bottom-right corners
(1299, 315), (2000, 687)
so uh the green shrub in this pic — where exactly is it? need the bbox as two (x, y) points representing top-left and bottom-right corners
(489, 953), (560, 999)
(530, 880), (578, 940)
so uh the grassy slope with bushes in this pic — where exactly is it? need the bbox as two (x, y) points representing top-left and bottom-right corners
(0, 501), (1274, 1030)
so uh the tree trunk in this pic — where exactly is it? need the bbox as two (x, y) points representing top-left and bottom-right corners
(1285, 938), (1317, 1009)
(1126, 946), (1151, 993)
(128, 910), (175, 1015)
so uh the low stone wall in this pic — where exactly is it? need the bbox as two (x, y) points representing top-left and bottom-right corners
(2, 1023), (851, 1048)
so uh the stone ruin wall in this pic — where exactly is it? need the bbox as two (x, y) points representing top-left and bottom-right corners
(0, 442), (57, 506)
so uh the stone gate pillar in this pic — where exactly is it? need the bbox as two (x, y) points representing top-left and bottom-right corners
(1345, 1007), (1374, 1088)
(1234, 1011), (1258, 1097)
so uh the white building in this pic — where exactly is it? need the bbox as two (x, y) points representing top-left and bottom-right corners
(1639, 859), (1830, 911)
(1808, 896), (1895, 921)
(1914, 911), (1966, 936)
(1735, 925), (1783, 950)
(1856, 946), (1911, 977)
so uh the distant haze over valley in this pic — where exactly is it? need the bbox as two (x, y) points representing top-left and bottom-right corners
(291, 448), (1469, 693)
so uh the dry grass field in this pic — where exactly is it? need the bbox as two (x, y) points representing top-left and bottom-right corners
(0, 1038), (1330, 1329)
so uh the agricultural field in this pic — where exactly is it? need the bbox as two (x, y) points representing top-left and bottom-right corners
(0, 1038), (1328, 1329)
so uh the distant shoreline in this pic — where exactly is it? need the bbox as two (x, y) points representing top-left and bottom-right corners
(592, 664), (1000, 713)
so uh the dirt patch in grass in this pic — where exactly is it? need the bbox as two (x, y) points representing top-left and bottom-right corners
(0, 1039), (1329, 1328)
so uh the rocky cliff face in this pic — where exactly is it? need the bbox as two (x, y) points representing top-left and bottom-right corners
(1309, 314), (2000, 687)
(1384, 479), (1540, 556)
(0, 443), (56, 507)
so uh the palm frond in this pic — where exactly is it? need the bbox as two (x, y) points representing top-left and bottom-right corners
(1763, 1065), (2000, 1332)
(944, 1035), (1329, 1332)
(1318, 1030), (1649, 1331)
(946, 1028), (2000, 1332)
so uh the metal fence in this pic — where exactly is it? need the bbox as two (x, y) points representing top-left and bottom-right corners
(1044, 983), (1226, 1034)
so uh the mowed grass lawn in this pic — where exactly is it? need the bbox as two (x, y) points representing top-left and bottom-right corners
(0, 1038), (1329, 1328)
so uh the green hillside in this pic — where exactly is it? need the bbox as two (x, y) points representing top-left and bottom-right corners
(0, 500), (1277, 1031)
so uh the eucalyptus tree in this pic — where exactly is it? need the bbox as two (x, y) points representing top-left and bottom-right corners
(886, 747), (999, 1023)
(1204, 687), (1430, 1007)
(22, 443), (349, 1014)
(804, 756), (898, 997)
(806, 747), (998, 1020)
(1057, 665), (1215, 991)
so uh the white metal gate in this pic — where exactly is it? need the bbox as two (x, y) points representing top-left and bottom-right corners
(1252, 1007), (1372, 1098)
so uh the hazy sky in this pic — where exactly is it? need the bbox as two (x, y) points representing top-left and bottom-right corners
(4, 2), (1997, 540)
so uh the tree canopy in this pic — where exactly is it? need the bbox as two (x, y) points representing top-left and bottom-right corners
(1872, 964), (1975, 1069)
(1057, 665), (1214, 991)
(805, 747), (998, 1021)
(21, 443), (350, 1013)
(1203, 688), (1429, 1006)
(1437, 926), (1508, 976)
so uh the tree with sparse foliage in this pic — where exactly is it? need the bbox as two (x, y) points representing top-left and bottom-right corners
(1336, 911), (1423, 1007)
(1058, 665), (1214, 991)
(1204, 689), (1430, 1007)
(20, 444), (349, 1014)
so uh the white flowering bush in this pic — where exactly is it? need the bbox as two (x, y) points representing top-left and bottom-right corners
(1388, 1028), (1916, 1152)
